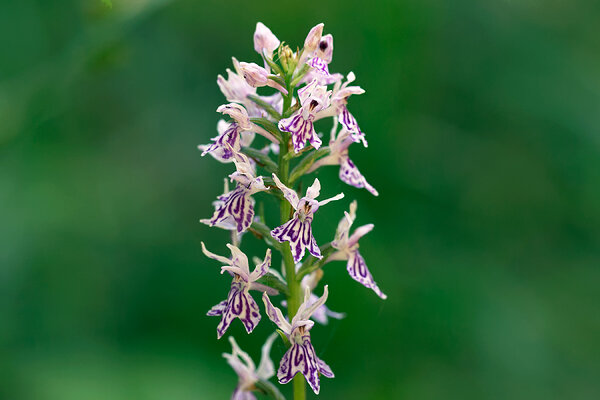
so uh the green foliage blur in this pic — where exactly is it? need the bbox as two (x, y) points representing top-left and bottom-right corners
(1, 0), (599, 399)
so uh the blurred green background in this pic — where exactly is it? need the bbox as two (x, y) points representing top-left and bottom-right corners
(1, 0), (599, 399)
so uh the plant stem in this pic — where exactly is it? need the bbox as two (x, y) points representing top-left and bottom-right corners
(278, 72), (306, 400)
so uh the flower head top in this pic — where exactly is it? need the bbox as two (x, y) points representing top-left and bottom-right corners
(203, 242), (273, 339)
(308, 127), (378, 196)
(201, 149), (269, 233)
(223, 333), (278, 400)
(270, 174), (344, 263)
(262, 285), (334, 394)
(278, 79), (331, 153)
(330, 201), (386, 299)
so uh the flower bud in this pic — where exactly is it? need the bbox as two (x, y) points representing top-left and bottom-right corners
(303, 23), (324, 54)
(278, 44), (295, 72)
(239, 62), (269, 87)
(254, 22), (280, 57)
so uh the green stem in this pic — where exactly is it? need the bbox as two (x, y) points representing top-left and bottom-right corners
(277, 73), (306, 400)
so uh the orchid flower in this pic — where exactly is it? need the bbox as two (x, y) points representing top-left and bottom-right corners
(316, 72), (367, 146)
(330, 201), (387, 299)
(223, 333), (278, 400)
(201, 151), (268, 233)
(202, 242), (274, 338)
(278, 79), (331, 153)
(307, 127), (378, 196)
(263, 286), (334, 394)
(270, 174), (344, 263)
(199, 103), (281, 163)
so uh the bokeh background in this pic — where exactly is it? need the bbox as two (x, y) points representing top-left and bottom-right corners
(2, 0), (599, 399)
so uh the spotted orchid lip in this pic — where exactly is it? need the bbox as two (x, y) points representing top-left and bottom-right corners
(263, 286), (333, 394)
(270, 175), (342, 263)
(278, 111), (322, 153)
(199, 122), (241, 162)
(203, 244), (272, 338)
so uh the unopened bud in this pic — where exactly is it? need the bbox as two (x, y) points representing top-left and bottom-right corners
(239, 62), (269, 87)
(303, 23), (324, 54)
(254, 22), (280, 57)
(278, 44), (294, 71)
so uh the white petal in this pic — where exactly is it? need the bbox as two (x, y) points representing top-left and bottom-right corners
(262, 293), (292, 334)
(305, 178), (321, 200)
(256, 332), (278, 380)
(254, 22), (280, 56)
(201, 242), (232, 265)
(249, 248), (271, 282)
(318, 192), (344, 206)
(271, 173), (300, 209)
(302, 285), (329, 321)
(226, 244), (250, 278)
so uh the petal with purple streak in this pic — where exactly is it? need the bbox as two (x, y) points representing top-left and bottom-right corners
(277, 333), (321, 394)
(271, 217), (322, 263)
(200, 122), (241, 161)
(202, 186), (255, 233)
(316, 357), (334, 378)
(307, 57), (330, 75)
(339, 156), (379, 196)
(214, 280), (262, 339)
(206, 300), (227, 316)
(338, 106), (367, 146)
(347, 250), (387, 299)
(278, 113), (320, 153)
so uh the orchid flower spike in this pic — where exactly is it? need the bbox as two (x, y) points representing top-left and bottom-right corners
(202, 243), (274, 338)
(278, 79), (331, 153)
(330, 201), (387, 299)
(223, 333), (279, 400)
(307, 127), (378, 196)
(270, 174), (344, 263)
(201, 150), (268, 233)
(263, 285), (334, 394)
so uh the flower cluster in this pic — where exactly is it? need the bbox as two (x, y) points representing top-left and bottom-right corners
(199, 22), (386, 399)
